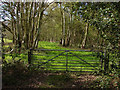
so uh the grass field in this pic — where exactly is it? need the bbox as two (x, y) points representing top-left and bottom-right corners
(31, 41), (100, 72)
(3, 40), (100, 72)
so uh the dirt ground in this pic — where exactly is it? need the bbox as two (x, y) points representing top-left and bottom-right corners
(3, 63), (119, 89)
(2, 69), (100, 89)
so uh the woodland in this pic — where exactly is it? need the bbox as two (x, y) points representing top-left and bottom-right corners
(0, 1), (120, 89)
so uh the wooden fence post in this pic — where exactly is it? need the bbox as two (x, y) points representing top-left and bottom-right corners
(100, 51), (104, 72)
(28, 49), (32, 65)
(66, 51), (68, 72)
(104, 51), (109, 73)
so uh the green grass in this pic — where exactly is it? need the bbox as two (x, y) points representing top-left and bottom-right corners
(3, 40), (100, 72)
(4, 38), (12, 43)
(31, 41), (100, 72)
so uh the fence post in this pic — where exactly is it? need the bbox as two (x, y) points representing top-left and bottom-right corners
(66, 51), (68, 72)
(28, 48), (32, 65)
(104, 51), (109, 73)
(104, 51), (106, 72)
(107, 53), (109, 71)
(100, 51), (104, 72)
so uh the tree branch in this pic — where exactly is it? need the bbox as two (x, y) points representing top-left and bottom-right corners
(2, 22), (13, 34)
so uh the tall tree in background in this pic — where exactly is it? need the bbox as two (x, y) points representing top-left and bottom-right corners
(40, 2), (61, 42)
(60, 2), (66, 46)
(40, 2), (99, 48)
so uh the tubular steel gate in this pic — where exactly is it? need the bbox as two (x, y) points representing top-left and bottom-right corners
(29, 49), (100, 72)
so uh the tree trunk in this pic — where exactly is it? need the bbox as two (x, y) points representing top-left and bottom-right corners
(81, 23), (89, 48)
(62, 8), (66, 46)
(65, 13), (72, 47)
(32, 3), (44, 49)
(16, 3), (21, 53)
(60, 3), (66, 47)
(2, 25), (5, 60)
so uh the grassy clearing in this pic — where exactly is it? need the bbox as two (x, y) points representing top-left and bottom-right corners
(31, 41), (100, 72)
(3, 40), (100, 72)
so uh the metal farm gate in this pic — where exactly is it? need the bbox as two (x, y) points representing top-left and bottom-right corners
(29, 49), (101, 72)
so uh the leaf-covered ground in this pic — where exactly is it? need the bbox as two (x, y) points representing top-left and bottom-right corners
(2, 63), (100, 89)
(3, 62), (120, 89)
